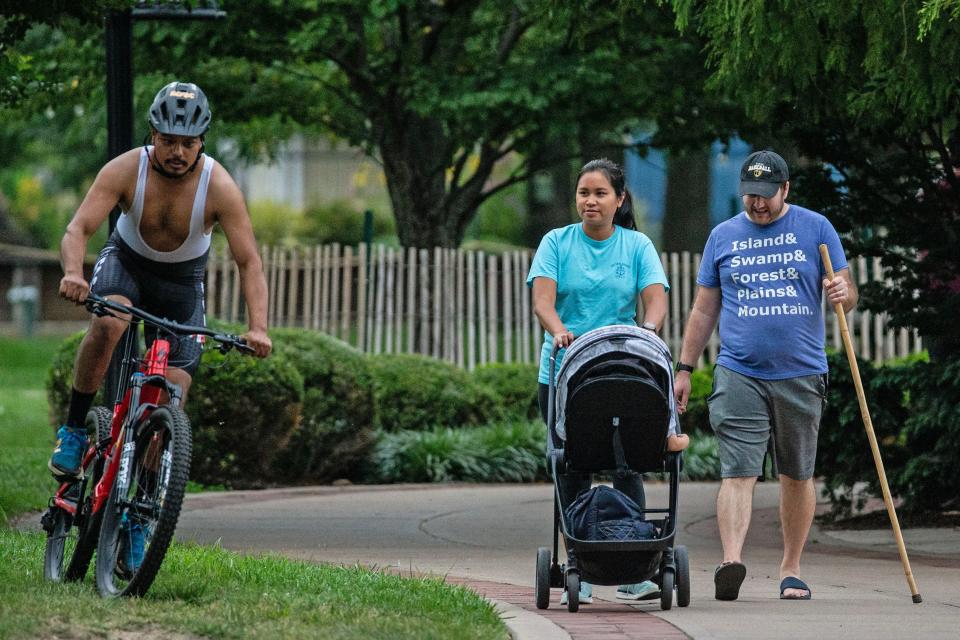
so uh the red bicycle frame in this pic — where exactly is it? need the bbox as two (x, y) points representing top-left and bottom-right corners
(52, 338), (172, 516)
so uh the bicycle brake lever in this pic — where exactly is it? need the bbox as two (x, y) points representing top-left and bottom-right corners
(236, 343), (256, 355)
(88, 303), (117, 319)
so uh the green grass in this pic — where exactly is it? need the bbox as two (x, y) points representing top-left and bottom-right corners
(0, 531), (507, 640)
(0, 336), (66, 526)
(0, 336), (506, 639)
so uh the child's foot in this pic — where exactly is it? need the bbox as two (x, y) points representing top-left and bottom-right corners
(666, 434), (690, 452)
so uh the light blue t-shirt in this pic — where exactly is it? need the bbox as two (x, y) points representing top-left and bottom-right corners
(527, 223), (669, 383)
(698, 204), (848, 380)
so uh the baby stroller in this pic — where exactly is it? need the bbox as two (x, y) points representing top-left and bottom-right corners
(534, 325), (690, 612)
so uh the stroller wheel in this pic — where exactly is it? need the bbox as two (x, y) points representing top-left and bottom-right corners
(535, 548), (550, 609)
(566, 572), (580, 612)
(675, 545), (690, 607)
(660, 569), (675, 610)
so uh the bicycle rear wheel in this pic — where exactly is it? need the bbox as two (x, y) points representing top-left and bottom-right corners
(44, 406), (111, 582)
(95, 404), (191, 597)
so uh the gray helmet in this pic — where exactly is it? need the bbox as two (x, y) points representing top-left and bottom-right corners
(148, 81), (211, 137)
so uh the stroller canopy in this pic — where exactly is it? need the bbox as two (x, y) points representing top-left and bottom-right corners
(555, 324), (679, 442)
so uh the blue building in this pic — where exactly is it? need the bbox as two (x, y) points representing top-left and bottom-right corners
(624, 136), (752, 244)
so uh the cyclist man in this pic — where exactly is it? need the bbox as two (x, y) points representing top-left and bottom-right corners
(50, 81), (272, 480)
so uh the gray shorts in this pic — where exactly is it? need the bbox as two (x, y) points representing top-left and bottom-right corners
(708, 366), (828, 480)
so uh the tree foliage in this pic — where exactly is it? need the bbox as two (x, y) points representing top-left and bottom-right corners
(0, 1), (129, 107)
(2, 0), (742, 249)
(672, 0), (960, 350)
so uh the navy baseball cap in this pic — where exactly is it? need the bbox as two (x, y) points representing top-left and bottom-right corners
(738, 150), (789, 198)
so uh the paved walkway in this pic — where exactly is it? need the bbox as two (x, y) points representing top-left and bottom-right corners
(172, 481), (960, 640)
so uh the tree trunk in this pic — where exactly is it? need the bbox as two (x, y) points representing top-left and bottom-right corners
(661, 147), (712, 254)
(378, 113), (499, 249)
(524, 137), (575, 246)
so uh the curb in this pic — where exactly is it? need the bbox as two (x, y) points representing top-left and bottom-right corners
(490, 598), (572, 640)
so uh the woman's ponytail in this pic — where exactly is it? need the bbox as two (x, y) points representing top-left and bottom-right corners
(614, 190), (637, 230)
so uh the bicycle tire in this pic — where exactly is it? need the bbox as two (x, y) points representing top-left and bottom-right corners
(47, 406), (112, 583)
(95, 404), (191, 597)
(43, 507), (73, 582)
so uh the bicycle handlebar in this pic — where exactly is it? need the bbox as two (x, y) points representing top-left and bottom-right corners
(84, 292), (255, 355)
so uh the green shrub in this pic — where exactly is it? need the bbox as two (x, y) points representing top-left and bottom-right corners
(366, 420), (548, 483)
(678, 364), (714, 436)
(369, 353), (503, 431)
(472, 362), (539, 422)
(463, 185), (527, 246)
(680, 434), (721, 480)
(45, 331), (104, 429)
(248, 200), (303, 247)
(299, 200), (395, 246)
(46, 329), (304, 487)
(187, 349), (303, 487)
(818, 351), (960, 517)
(269, 328), (375, 483)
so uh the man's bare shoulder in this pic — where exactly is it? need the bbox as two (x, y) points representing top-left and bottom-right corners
(206, 159), (245, 210)
(98, 147), (143, 183)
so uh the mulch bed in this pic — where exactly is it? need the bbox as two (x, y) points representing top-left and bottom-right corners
(818, 510), (960, 530)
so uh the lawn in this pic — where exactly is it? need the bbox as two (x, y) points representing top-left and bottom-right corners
(0, 531), (506, 640)
(0, 335), (67, 525)
(0, 335), (507, 639)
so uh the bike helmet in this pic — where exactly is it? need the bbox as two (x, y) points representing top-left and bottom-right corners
(148, 81), (211, 137)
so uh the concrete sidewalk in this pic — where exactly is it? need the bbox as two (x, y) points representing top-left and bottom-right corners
(169, 480), (960, 640)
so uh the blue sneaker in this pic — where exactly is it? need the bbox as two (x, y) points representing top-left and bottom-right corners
(616, 580), (660, 600)
(48, 426), (88, 478)
(560, 580), (593, 605)
(117, 514), (145, 578)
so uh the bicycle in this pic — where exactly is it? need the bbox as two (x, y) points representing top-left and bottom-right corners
(41, 292), (252, 597)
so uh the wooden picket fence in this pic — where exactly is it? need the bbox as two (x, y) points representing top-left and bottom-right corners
(204, 244), (922, 369)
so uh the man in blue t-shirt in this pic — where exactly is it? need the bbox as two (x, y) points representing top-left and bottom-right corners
(673, 150), (858, 602)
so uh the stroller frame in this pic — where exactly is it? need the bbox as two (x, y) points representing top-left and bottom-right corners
(534, 325), (690, 612)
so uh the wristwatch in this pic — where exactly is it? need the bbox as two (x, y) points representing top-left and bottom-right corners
(641, 321), (657, 332)
(675, 362), (695, 374)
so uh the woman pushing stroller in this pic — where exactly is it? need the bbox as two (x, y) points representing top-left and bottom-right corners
(527, 158), (690, 604)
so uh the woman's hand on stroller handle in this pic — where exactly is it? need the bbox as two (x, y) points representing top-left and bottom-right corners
(552, 330), (575, 350)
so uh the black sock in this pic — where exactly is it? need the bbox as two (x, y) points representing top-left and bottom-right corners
(65, 389), (96, 430)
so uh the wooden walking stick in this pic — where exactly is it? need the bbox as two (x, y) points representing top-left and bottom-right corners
(819, 244), (922, 603)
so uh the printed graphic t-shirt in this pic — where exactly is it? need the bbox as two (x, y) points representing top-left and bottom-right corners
(527, 223), (669, 383)
(698, 204), (848, 379)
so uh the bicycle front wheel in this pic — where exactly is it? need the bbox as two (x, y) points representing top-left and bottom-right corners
(95, 405), (191, 597)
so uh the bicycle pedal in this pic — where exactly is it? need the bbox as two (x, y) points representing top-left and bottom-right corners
(50, 467), (84, 482)
(40, 510), (56, 533)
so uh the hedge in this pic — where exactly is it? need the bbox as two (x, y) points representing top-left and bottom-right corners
(269, 328), (375, 483)
(678, 364), (714, 436)
(46, 331), (104, 430)
(369, 353), (503, 431)
(471, 362), (539, 422)
(183, 348), (303, 486)
(47, 329), (302, 487)
(817, 350), (959, 516)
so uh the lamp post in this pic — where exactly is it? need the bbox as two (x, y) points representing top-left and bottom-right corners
(103, 1), (225, 404)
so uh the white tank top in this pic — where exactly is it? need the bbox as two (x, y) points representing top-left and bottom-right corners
(116, 146), (214, 263)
